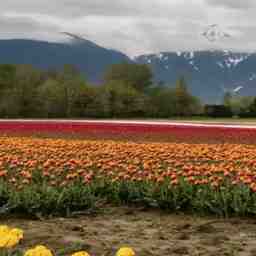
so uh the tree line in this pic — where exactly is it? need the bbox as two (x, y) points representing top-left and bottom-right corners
(206, 92), (256, 118)
(0, 63), (203, 118)
(1, 62), (255, 119)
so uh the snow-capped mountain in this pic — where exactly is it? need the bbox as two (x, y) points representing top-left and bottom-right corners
(0, 32), (256, 103)
(135, 50), (256, 103)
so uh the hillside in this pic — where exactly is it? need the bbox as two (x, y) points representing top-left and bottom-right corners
(0, 35), (130, 83)
(135, 50), (256, 103)
(0, 35), (256, 102)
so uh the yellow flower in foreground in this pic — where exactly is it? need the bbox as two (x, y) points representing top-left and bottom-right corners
(71, 251), (90, 256)
(10, 228), (24, 240)
(0, 225), (10, 236)
(0, 225), (24, 248)
(0, 234), (21, 248)
(24, 245), (53, 256)
(116, 247), (135, 256)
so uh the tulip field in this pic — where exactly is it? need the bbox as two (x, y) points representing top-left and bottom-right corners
(2, 120), (256, 255)
(0, 120), (256, 217)
(1, 120), (256, 143)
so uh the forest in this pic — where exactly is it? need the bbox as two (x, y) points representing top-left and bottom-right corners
(0, 62), (254, 118)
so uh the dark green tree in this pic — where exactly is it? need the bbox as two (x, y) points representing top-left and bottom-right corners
(0, 64), (17, 89)
(56, 64), (88, 117)
(12, 65), (42, 117)
(100, 81), (146, 117)
(249, 97), (256, 116)
(104, 63), (153, 91)
(174, 77), (193, 116)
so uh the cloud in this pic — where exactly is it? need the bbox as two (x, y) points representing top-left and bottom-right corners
(0, 14), (62, 41)
(0, 0), (255, 56)
(206, 0), (255, 10)
(1, 0), (204, 18)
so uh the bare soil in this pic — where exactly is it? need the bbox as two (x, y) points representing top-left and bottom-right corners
(2, 207), (256, 256)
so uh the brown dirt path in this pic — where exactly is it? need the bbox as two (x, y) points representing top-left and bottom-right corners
(3, 207), (256, 256)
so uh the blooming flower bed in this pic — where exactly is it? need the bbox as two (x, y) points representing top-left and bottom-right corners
(1, 121), (256, 255)
(0, 132), (256, 217)
(0, 120), (256, 143)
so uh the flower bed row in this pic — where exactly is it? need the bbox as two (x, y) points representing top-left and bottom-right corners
(1, 137), (256, 217)
(0, 121), (255, 143)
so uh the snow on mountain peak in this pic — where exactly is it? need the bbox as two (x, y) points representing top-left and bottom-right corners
(157, 53), (164, 60)
(227, 54), (249, 66)
(217, 62), (224, 68)
(188, 60), (199, 71)
(176, 51), (182, 57)
(233, 86), (243, 93)
(223, 49), (230, 56)
(183, 51), (194, 60)
(140, 50), (253, 73)
(216, 53), (250, 69)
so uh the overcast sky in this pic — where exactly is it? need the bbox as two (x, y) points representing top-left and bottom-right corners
(0, 0), (255, 57)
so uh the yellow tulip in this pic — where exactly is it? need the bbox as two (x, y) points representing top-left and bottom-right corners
(10, 228), (24, 240)
(0, 234), (20, 248)
(0, 225), (10, 236)
(0, 225), (24, 248)
(116, 247), (135, 256)
(24, 245), (53, 256)
(71, 251), (90, 256)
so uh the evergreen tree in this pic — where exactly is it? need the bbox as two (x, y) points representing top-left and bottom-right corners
(174, 77), (193, 116)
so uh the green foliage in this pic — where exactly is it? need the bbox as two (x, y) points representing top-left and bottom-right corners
(146, 78), (202, 118)
(38, 69), (89, 118)
(1, 176), (256, 217)
(174, 77), (202, 116)
(0, 64), (42, 117)
(104, 62), (153, 91)
(147, 86), (177, 117)
(0, 64), (16, 89)
(250, 98), (256, 115)
(222, 93), (256, 117)
(204, 104), (232, 118)
(38, 79), (66, 118)
(0, 250), (23, 256)
(100, 81), (147, 117)
(0, 63), (202, 118)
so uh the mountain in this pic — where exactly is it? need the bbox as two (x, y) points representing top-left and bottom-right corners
(0, 34), (256, 102)
(0, 35), (130, 83)
(135, 50), (256, 103)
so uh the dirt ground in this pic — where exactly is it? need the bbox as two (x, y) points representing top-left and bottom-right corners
(2, 207), (256, 256)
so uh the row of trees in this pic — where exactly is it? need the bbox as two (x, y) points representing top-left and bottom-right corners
(205, 93), (256, 118)
(0, 63), (202, 118)
(223, 92), (256, 117)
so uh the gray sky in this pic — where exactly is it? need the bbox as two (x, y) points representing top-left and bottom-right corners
(0, 0), (255, 57)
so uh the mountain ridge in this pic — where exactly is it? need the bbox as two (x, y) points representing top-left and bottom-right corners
(135, 50), (256, 103)
(0, 36), (256, 102)
(0, 37), (130, 84)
